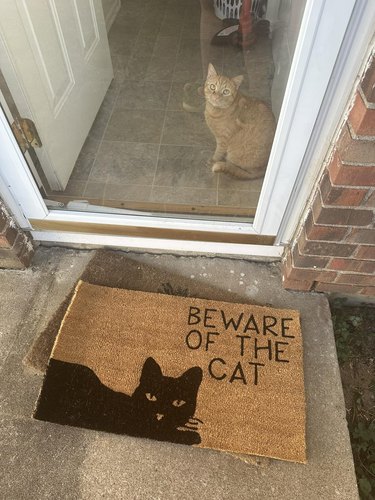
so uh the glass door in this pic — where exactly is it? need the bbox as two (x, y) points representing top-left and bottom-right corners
(43, 0), (285, 220)
(0, 0), (369, 252)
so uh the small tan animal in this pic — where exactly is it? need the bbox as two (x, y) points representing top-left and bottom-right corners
(204, 63), (276, 179)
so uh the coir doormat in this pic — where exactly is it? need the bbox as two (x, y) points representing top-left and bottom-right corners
(34, 281), (306, 463)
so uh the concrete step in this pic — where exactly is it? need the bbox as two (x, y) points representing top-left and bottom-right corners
(0, 247), (358, 499)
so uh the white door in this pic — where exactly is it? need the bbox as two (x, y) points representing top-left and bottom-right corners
(0, 0), (113, 190)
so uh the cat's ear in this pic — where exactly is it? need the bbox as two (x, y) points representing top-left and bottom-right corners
(232, 75), (244, 89)
(207, 63), (217, 80)
(140, 357), (162, 383)
(180, 366), (203, 390)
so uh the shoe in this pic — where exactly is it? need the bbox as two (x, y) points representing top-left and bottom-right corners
(183, 82), (205, 113)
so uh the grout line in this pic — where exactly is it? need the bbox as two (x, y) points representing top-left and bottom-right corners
(152, 183), (218, 191)
(216, 173), (220, 206)
(125, 1), (165, 202)
(85, 5), (144, 189)
(97, 138), (214, 148)
(85, 95), (121, 185)
(119, 78), (179, 83)
(150, 85), (173, 198)
(150, 6), (186, 198)
(82, 179), (89, 197)
(102, 174), (110, 205)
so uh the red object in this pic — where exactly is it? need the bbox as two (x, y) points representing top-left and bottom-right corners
(238, 0), (256, 48)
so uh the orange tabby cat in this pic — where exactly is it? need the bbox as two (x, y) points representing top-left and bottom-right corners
(204, 63), (276, 179)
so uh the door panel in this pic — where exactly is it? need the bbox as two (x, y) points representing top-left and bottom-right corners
(0, 0), (113, 190)
(19, 0), (75, 114)
(73, 0), (100, 60)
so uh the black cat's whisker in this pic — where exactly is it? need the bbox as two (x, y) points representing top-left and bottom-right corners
(182, 421), (200, 430)
(189, 417), (204, 424)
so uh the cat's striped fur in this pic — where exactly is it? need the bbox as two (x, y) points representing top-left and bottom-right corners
(204, 63), (275, 180)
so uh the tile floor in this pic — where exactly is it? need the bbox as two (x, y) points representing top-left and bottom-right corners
(48, 0), (274, 216)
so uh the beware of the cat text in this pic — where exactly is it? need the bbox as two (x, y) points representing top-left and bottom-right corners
(185, 306), (296, 386)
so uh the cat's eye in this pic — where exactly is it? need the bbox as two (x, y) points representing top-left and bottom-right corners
(209, 84), (216, 91)
(223, 89), (230, 95)
(172, 399), (186, 407)
(145, 393), (157, 402)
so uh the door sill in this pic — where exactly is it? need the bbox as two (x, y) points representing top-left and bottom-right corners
(30, 218), (275, 246)
(31, 230), (283, 259)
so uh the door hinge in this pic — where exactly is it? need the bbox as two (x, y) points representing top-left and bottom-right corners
(11, 117), (42, 153)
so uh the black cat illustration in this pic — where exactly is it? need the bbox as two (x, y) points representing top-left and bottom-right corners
(35, 357), (203, 445)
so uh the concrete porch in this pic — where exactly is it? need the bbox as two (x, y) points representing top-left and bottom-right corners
(0, 247), (358, 499)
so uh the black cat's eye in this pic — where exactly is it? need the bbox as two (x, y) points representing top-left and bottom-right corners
(145, 392), (157, 402)
(223, 89), (230, 95)
(210, 83), (216, 91)
(172, 399), (186, 407)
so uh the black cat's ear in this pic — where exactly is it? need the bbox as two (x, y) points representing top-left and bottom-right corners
(179, 366), (203, 390)
(140, 357), (163, 383)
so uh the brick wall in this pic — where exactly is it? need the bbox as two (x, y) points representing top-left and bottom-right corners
(282, 52), (375, 297)
(0, 198), (35, 269)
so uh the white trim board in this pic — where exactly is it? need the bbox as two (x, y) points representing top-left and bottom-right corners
(31, 231), (284, 258)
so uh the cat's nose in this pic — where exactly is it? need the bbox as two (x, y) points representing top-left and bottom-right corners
(156, 413), (164, 421)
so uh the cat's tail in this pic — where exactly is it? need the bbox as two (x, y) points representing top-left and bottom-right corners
(212, 161), (265, 180)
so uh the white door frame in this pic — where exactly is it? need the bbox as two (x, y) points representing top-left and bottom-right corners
(0, 0), (374, 256)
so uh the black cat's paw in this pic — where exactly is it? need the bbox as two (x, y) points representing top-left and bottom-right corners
(186, 430), (201, 445)
(174, 429), (201, 445)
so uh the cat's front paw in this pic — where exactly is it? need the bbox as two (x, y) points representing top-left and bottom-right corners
(212, 161), (226, 173)
(207, 155), (225, 168)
